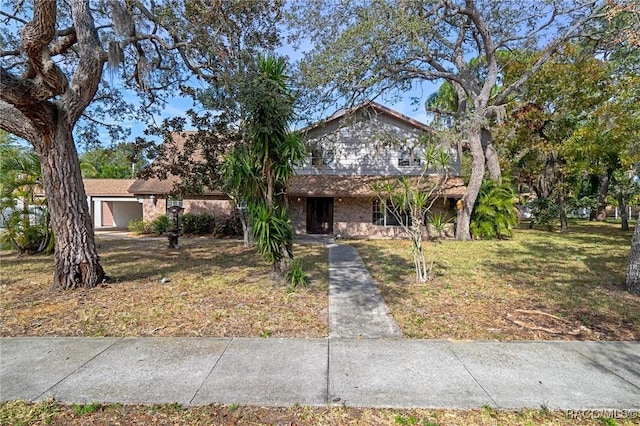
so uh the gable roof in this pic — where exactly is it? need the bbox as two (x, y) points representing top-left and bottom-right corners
(82, 179), (136, 197)
(128, 131), (225, 196)
(299, 100), (433, 135)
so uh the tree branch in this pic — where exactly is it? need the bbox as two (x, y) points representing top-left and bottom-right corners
(494, 1), (605, 106)
(65, 0), (106, 125)
(0, 100), (41, 142)
(0, 10), (28, 25)
(1, 66), (53, 104)
(20, 0), (68, 95)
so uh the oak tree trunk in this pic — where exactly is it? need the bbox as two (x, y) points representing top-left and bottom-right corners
(33, 118), (105, 290)
(456, 128), (485, 240)
(626, 221), (640, 295)
(1, 0), (108, 289)
(618, 193), (629, 231)
(558, 189), (568, 233)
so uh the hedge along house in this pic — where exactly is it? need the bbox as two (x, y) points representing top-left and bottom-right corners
(288, 101), (466, 238)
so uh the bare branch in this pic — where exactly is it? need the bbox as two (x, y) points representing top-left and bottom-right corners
(1, 49), (21, 57)
(0, 10), (28, 25)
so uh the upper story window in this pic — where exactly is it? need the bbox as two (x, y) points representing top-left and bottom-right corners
(311, 146), (335, 167)
(398, 149), (421, 167)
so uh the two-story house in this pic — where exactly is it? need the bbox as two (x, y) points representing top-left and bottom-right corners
(127, 101), (465, 238)
(287, 101), (465, 238)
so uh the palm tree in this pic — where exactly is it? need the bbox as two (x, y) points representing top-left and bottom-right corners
(0, 139), (54, 253)
(238, 54), (306, 273)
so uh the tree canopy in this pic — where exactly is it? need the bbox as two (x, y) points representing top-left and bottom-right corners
(288, 0), (606, 240)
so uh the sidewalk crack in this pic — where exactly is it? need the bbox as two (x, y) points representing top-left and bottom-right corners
(36, 337), (124, 401)
(444, 341), (499, 408)
(188, 338), (233, 405)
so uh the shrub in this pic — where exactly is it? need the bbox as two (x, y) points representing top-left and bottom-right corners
(127, 218), (148, 235)
(213, 210), (244, 236)
(427, 211), (453, 239)
(285, 258), (308, 287)
(528, 197), (559, 231)
(182, 212), (214, 235)
(0, 208), (54, 254)
(150, 215), (170, 235)
(470, 179), (518, 239)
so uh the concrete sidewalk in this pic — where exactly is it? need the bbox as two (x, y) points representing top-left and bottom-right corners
(1, 337), (639, 409)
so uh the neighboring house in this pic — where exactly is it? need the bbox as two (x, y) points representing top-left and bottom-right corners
(127, 101), (466, 238)
(83, 179), (142, 230)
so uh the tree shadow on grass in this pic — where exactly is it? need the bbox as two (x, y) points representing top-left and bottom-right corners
(97, 237), (262, 285)
(482, 224), (639, 339)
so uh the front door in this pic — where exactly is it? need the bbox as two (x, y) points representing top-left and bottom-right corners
(306, 197), (334, 234)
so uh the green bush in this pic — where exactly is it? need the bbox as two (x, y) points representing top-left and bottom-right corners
(213, 210), (244, 236)
(470, 179), (518, 239)
(250, 202), (293, 265)
(0, 208), (54, 254)
(182, 212), (214, 235)
(150, 215), (170, 235)
(127, 218), (148, 235)
(528, 197), (559, 231)
(285, 258), (308, 287)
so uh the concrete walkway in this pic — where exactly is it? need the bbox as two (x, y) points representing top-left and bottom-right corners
(329, 244), (402, 338)
(1, 239), (639, 410)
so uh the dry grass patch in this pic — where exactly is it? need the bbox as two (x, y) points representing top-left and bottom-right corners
(0, 236), (328, 337)
(2, 400), (632, 426)
(351, 221), (640, 341)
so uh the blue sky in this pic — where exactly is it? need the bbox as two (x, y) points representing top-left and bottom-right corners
(116, 41), (441, 144)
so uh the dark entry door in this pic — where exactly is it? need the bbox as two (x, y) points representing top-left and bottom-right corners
(306, 197), (334, 234)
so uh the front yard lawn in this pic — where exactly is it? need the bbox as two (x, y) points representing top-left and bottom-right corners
(0, 237), (328, 338)
(351, 221), (640, 341)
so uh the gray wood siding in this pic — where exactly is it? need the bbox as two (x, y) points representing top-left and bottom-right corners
(297, 110), (460, 176)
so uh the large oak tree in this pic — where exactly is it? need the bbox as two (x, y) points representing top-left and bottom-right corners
(288, 0), (606, 240)
(0, 0), (280, 289)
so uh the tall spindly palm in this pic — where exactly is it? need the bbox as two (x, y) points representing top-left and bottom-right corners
(236, 54), (306, 272)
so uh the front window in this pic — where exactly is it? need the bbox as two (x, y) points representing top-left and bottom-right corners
(372, 199), (411, 226)
(167, 197), (183, 210)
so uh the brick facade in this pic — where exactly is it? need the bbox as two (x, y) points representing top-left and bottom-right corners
(290, 196), (455, 239)
(141, 196), (234, 222)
